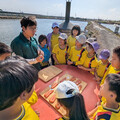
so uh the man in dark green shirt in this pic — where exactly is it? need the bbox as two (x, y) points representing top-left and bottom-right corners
(11, 16), (44, 70)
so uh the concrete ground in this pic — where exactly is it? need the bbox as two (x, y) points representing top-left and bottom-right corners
(85, 21), (120, 60)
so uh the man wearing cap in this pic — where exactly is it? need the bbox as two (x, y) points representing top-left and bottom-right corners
(52, 33), (69, 65)
(47, 22), (60, 65)
(67, 34), (87, 66)
(94, 49), (111, 83)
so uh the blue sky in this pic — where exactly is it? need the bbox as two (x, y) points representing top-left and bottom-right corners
(0, 0), (120, 20)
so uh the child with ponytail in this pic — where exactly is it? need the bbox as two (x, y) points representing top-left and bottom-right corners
(55, 81), (89, 120)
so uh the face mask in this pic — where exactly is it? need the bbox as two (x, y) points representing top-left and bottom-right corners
(86, 45), (93, 53)
(86, 44), (89, 48)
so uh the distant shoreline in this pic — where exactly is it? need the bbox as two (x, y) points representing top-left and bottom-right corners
(0, 16), (21, 19)
(0, 10), (120, 25)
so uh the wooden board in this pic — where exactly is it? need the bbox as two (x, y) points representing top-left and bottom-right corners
(39, 73), (87, 116)
(38, 66), (62, 82)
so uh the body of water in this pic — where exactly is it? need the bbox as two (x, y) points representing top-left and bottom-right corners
(0, 19), (88, 46)
(101, 23), (120, 33)
(0, 18), (118, 46)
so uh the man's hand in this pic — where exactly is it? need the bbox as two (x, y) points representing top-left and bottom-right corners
(36, 55), (44, 63)
(38, 49), (44, 56)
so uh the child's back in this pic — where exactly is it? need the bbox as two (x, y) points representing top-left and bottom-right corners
(55, 81), (89, 120)
(91, 103), (120, 120)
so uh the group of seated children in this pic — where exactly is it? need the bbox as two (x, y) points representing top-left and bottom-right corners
(47, 25), (110, 85)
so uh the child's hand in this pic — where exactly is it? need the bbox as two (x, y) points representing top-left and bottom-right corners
(38, 47), (44, 56)
(40, 50), (44, 56)
(78, 65), (81, 68)
(67, 60), (73, 65)
(78, 65), (84, 69)
(95, 76), (101, 83)
(56, 62), (60, 65)
(35, 110), (40, 117)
